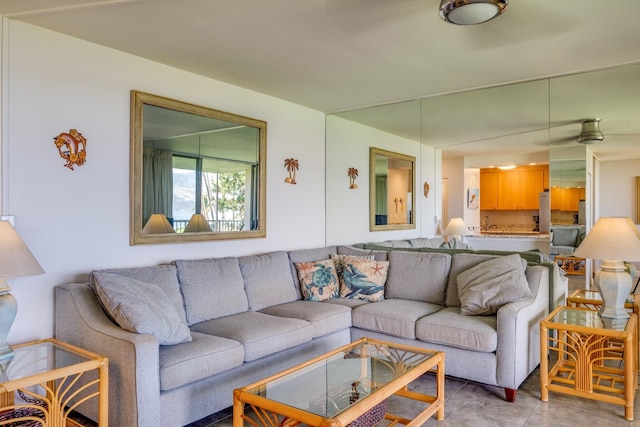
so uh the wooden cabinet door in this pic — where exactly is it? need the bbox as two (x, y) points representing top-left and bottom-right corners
(543, 168), (549, 190)
(550, 187), (562, 211)
(563, 187), (580, 211)
(521, 169), (544, 209)
(497, 171), (521, 210)
(480, 172), (498, 210)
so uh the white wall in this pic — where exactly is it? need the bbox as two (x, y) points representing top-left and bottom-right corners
(1, 20), (327, 343)
(599, 158), (640, 219)
(325, 115), (437, 245)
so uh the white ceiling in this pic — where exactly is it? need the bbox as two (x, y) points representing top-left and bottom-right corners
(2, 0), (640, 162)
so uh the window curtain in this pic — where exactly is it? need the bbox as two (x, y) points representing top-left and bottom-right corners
(143, 148), (173, 225)
(376, 176), (387, 215)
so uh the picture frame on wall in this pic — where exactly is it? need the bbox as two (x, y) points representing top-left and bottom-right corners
(468, 188), (479, 209)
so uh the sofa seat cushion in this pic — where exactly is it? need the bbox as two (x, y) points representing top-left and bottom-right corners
(352, 299), (442, 339)
(260, 300), (351, 338)
(190, 311), (313, 362)
(322, 298), (369, 308)
(159, 332), (244, 391)
(415, 307), (497, 352)
(175, 257), (249, 325)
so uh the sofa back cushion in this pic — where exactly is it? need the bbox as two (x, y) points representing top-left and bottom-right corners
(337, 245), (388, 261)
(288, 246), (338, 299)
(89, 264), (187, 325)
(175, 257), (249, 325)
(552, 227), (579, 247)
(446, 253), (527, 307)
(239, 251), (298, 311)
(386, 251), (451, 305)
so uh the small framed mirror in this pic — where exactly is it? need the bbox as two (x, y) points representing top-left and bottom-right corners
(369, 147), (416, 231)
(130, 91), (267, 245)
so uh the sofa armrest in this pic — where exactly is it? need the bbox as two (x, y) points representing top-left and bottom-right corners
(55, 283), (161, 427)
(495, 265), (549, 390)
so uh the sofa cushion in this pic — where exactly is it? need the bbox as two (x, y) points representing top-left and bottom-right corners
(445, 253), (527, 308)
(457, 254), (531, 316)
(337, 245), (388, 261)
(175, 257), (249, 325)
(294, 259), (340, 301)
(409, 237), (444, 248)
(386, 251), (451, 305)
(415, 307), (497, 352)
(91, 272), (192, 345)
(260, 300), (352, 338)
(159, 332), (244, 391)
(322, 298), (370, 308)
(331, 255), (388, 302)
(89, 264), (187, 325)
(352, 299), (442, 339)
(288, 246), (338, 299)
(190, 311), (313, 362)
(239, 251), (298, 311)
(552, 227), (579, 247)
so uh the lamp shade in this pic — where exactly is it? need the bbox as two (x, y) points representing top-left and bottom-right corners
(184, 214), (212, 233)
(142, 214), (175, 234)
(444, 218), (469, 236)
(0, 221), (44, 280)
(574, 217), (640, 261)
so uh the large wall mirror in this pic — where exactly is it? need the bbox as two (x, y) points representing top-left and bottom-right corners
(370, 147), (416, 231)
(130, 91), (267, 245)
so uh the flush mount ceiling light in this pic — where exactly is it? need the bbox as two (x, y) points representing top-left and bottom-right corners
(439, 0), (508, 25)
(577, 118), (604, 144)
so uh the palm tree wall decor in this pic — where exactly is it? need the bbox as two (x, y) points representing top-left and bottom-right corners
(284, 158), (299, 184)
(348, 167), (358, 189)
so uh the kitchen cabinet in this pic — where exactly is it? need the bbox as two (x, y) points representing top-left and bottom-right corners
(496, 168), (544, 210)
(550, 187), (583, 211)
(480, 171), (498, 210)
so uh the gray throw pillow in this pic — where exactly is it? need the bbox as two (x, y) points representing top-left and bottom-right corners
(92, 272), (192, 345)
(457, 254), (531, 316)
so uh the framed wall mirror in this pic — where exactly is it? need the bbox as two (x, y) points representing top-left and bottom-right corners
(370, 147), (416, 231)
(130, 90), (267, 245)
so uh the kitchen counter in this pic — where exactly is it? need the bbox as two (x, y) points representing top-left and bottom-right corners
(478, 232), (550, 239)
(467, 233), (550, 254)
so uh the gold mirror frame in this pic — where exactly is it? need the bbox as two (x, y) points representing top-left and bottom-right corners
(369, 147), (416, 231)
(130, 90), (267, 245)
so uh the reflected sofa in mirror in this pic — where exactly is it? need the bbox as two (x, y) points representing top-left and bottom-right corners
(130, 90), (267, 245)
(370, 147), (416, 231)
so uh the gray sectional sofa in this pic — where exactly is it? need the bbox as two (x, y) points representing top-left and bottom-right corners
(55, 245), (550, 427)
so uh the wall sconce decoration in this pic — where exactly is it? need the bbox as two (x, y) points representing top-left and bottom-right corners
(399, 198), (404, 211)
(53, 129), (87, 170)
(424, 182), (430, 198)
(393, 198), (399, 212)
(348, 167), (358, 189)
(284, 158), (299, 184)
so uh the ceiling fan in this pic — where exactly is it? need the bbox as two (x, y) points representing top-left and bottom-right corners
(550, 118), (605, 146)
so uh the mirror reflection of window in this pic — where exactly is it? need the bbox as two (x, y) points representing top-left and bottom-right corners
(131, 91), (266, 244)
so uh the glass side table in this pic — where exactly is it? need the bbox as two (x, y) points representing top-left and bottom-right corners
(540, 306), (638, 420)
(0, 338), (108, 426)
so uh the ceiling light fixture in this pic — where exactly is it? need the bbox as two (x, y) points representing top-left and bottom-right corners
(497, 164), (517, 170)
(439, 0), (508, 25)
(577, 118), (604, 144)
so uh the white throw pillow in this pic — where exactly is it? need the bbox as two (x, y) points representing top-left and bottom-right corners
(92, 272), (192, 345)
(456, 254), (531, 316)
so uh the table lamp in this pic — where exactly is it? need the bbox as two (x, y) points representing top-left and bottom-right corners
(574, 217), (640, 319)
(184, 213), (212, 233)
(0, 220), (44, 359)
(142, 213), (175, 234)
(444, 218), (469, 241)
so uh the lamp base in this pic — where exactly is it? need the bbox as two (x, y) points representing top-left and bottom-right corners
(595, 267), (631, 319)
(0, 287), (17, 360)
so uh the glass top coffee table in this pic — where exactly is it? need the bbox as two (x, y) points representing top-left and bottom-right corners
(233, 338), (444, 426)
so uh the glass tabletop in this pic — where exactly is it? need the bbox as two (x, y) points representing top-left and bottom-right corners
(0, 341), (94, 383)
(551, 307), (629, 331)
(245, 340), (435, 418)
